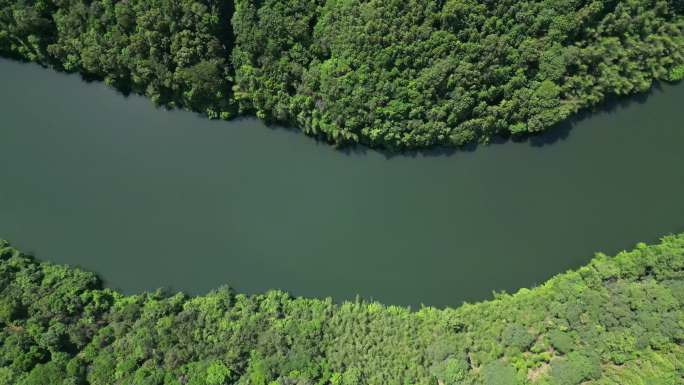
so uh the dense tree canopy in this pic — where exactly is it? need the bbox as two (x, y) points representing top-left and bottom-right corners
(231, 0), (684, 148)
(1, 234), (683, 385)
(0, 0), (235, 118)
(1, 0), (684, 149)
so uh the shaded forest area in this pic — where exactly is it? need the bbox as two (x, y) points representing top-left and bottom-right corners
(0, 0), (235, 117)
(1, 0), (684, 149)
(1, 235), (684, 385)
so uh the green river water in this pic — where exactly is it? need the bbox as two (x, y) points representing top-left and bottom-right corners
(1, 58), (683, 307)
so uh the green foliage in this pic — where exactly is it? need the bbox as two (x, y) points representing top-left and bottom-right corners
(1, 234), (684, 384)
(549, 351), (601, 385)
(2, 0), (684, 149)
(207, 361), (232, 385)
(482, 360), (519, 385)
(0, 297), (20, 324)
(669, 64), (684, 81)
(548, 330), (575, 354)
(17, 361), (66, 385)
(231, 0), (684, 148)
(0, 0), (235, 118)
(502, 323), (536, 352)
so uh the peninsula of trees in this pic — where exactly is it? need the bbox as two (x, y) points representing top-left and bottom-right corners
(1, 0), (683, 149)
(1, 235), (684, 385)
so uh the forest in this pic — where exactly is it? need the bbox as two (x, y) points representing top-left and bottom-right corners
(1, 235), (683, 385)
(1, 0), (683, 148)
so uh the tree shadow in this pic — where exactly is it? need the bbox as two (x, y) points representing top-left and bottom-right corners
(523, 84), (660, 148)
(330, 81), (666, 159)
(1, 49), (672, 159)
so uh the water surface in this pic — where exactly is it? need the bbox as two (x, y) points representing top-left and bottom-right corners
(1, 58), (683, 307)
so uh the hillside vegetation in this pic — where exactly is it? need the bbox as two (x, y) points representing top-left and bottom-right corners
(1, 0), (684, 149)
(1, 235), (683, 385)
(231, 0), (684, 148)
(0, 0), (235, 118)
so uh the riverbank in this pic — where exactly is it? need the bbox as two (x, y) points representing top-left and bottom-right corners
(2, 0), (683, 149)
(3, 58), (684, 307)
(1, 233), (683, 384)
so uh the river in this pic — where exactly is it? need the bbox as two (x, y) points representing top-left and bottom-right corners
(1, 58), (683, 307)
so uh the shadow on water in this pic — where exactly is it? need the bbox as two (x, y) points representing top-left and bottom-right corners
(525, 83), (660, 148)
(333, 80), (666, 159)
(1, 48), (669, 162)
